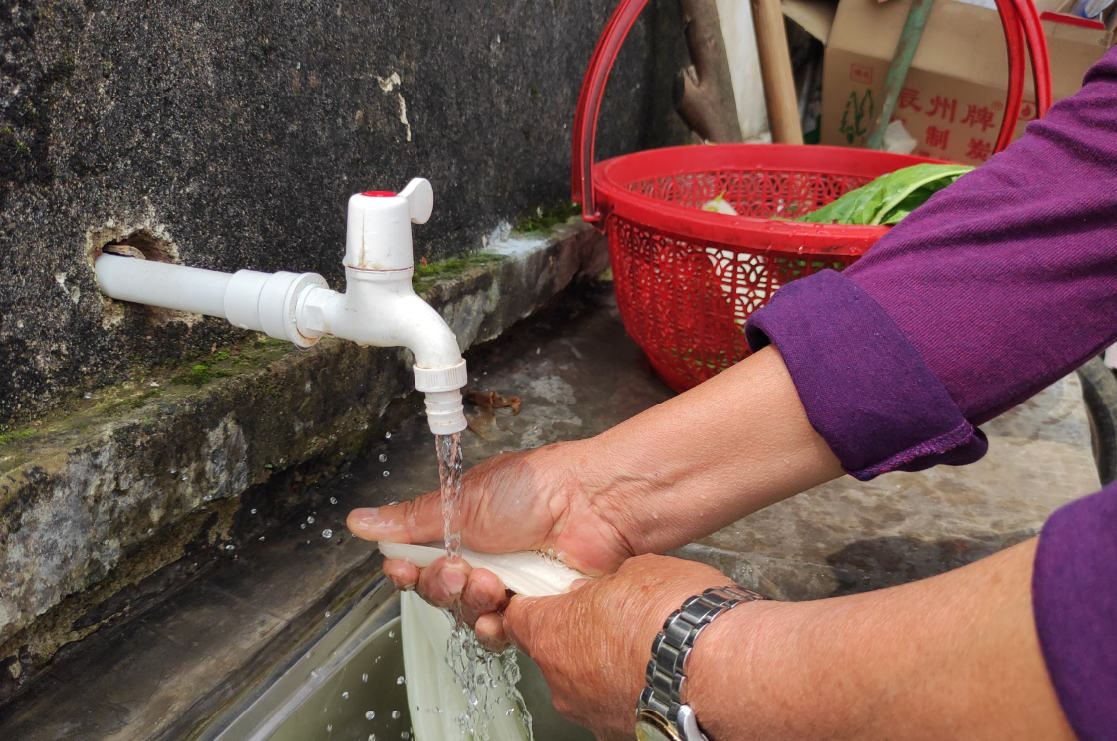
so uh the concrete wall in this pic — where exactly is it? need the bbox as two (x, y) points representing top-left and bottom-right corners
(0, 0), (664, 426)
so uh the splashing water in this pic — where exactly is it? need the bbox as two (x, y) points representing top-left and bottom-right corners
(445, 622), (534, 741)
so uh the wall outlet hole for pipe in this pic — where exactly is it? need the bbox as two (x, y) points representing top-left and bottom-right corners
(91, 227), (194, 327)
(99, 229), (178, 264)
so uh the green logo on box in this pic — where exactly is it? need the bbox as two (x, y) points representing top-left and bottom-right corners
(840, 89), (874, 145)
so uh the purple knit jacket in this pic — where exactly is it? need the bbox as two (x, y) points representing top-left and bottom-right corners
(746, 46), (1117, 741)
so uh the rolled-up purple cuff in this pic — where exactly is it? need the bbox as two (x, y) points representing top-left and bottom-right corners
(745, 270), (987, 480)
(1033, 486), (1117, 741)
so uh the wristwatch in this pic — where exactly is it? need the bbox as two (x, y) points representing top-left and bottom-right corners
(635, 585), (769, 741)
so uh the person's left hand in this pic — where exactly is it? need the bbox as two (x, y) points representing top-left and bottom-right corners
(491, 554), (736, 740)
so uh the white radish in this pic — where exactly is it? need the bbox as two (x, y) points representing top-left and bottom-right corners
(378, 542), (586, 597)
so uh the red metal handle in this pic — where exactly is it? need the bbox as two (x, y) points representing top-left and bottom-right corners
(996, 0), (1053, 152)
(572, 0), (1051, 225)
(1016, 0), (1053, 118)
(571, 0), (649, 225)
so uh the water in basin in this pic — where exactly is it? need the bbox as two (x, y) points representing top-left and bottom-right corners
(208, 579), (593, 741)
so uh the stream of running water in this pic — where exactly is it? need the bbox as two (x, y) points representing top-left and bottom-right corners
(433, 432), (534, 741)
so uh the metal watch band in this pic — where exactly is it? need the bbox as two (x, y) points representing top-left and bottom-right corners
(637, 585), (769, 740)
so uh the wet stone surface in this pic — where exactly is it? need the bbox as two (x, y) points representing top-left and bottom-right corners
(0, 284), (1099, 739)
(0, 222), (608, 700)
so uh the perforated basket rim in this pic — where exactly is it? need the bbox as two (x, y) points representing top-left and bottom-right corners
(593, 144), (949, 257)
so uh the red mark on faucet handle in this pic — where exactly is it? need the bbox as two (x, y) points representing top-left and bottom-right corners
(361, 190), (397, 197)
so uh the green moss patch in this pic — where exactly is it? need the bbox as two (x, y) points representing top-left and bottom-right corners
(413, 252), (505, 294)
(513, 201), (582, 233)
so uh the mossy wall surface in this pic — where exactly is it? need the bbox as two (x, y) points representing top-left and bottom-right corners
(0, 0), (665, 426)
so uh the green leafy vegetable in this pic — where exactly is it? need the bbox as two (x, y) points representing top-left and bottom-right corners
(795, 163), (973, 226)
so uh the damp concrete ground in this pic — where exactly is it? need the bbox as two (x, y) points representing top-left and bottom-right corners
(0, 283), (1099, 740)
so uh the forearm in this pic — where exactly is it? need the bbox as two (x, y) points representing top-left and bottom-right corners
(568, 345), (843, 555)
(687, 538), (1074, 741)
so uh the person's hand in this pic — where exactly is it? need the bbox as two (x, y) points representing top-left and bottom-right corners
(348, 347), (844, 629)
(347, 441), (638, 622)
(498, 554), (737, 740)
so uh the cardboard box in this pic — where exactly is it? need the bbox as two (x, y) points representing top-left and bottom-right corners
(786, 0), (1114, 164)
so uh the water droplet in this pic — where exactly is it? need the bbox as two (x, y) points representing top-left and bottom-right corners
(322, 529), (333, 539)
(391, 711), (401, 720)
(396, 676), (405, 685)
(170, 468), (177, 474)
(342, 691), (349, 699)
(388, 630), (395, 638)
(366, 711), (376, 720)
(369, 735), (377, 741)
(84, 392), (92, 399)
(379, 454), (388, 463)
(301, 524), (307, 529)
(327, 724), (333, 732)
(362, 673), (369, 682)
(259, 536), (265, 541)
(385, 431), (392, 439)
(325, 611), (332, 618)
(307, 515), (315, 524)
(401, 732), (409, 739)
(225, 544), (235, 550)
(250, 508), (257, 514)
(203, 495), (212, 502)
(181, 475), (188, 482)
(382, 471), (390, 477)
(329, 496), (337, 505)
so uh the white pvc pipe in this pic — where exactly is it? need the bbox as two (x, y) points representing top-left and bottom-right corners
(95, 254), (233, 319)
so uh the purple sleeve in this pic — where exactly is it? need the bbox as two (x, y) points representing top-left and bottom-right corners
(1033, 484), (1117, 741)
(743, 47), (1117, 737)
(746, 44), (1117, 477)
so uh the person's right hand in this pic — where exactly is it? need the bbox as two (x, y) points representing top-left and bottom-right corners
(346, 439), (637, 629)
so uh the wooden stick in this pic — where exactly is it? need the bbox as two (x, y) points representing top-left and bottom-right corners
(673, 0), (744, 143)
(751, 0), (804, 144)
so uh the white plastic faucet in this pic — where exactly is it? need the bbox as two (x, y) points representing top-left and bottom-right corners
(94, 178), (468, 435)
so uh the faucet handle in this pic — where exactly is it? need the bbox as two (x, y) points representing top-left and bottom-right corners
(400, 178), (434, 225)
(345, 178), (434, 272)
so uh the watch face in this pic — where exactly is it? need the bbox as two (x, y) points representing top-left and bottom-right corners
(636, 710), (682, 741)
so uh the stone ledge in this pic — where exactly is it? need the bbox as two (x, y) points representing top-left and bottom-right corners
(0, 219), (607, 699)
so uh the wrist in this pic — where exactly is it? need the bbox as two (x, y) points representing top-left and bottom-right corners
(635, 580), (777, 741)
(683, 598), (795, 741)
(572, 431), (706, 556)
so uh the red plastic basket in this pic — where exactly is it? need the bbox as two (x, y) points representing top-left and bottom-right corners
(573, 0), (1051, 393)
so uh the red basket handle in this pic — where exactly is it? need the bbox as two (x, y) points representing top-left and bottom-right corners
(571, 0), (650, 225)
(572, 0), (1052, 226)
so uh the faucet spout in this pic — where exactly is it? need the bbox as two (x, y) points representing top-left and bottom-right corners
(297, 266), (468, 434)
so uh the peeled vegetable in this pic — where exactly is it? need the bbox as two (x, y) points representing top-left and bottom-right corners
(378, 542), (585, 597)
(794, 163), (973, 226)
(401, 592), (530, 741)
(383, 543), (588, 741)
